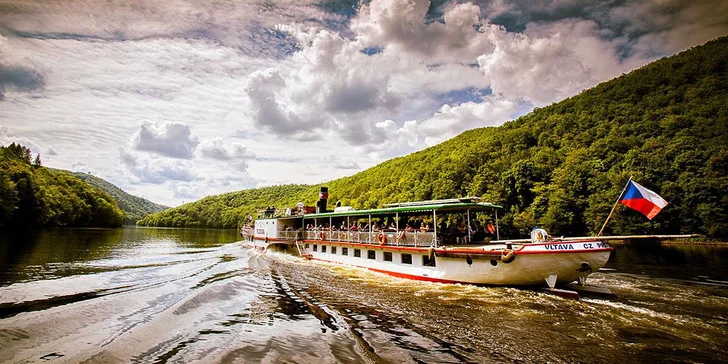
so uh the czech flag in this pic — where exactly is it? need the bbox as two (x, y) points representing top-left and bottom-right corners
(619, 180), (669, 220)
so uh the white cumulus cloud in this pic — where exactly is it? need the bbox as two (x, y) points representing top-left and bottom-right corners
(132, 120), (199, 159)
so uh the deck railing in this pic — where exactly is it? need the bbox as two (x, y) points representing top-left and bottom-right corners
(285, 230), (437, 247)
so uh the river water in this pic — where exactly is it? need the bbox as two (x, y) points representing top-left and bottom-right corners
(0, 227), (726, 363)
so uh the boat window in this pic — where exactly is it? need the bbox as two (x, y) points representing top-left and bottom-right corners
(401, 254), (412, 264)
(331, 246), (337, 254)
(384, 252), (392, 262)
(322, 245), (327, 253)
(313, 245), (318, 252)
(423, 255), (436, 267)
(342, 247), (348, 255)
(367, 250), (376, 260)
(354, 249), (361, 257)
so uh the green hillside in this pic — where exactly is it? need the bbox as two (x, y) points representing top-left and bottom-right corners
(138, 36), (728, 239)
(69, 172), (168, 224)
(0, 144), (125, 228)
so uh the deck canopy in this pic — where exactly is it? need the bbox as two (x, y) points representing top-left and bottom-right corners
(301, 199), (501, 219)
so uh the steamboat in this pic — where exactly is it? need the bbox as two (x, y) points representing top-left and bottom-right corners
(242, 187), (615, 289)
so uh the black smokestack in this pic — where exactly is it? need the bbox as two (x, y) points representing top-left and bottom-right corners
(316, 186), (328, 213)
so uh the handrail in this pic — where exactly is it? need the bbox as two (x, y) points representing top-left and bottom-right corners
(296, 230), (437, 247)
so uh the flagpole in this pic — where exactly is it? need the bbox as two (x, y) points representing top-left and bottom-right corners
(598, 175), (633, 236)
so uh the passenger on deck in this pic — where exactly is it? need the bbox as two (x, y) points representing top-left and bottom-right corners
(457, 219), (467, 243)
(420, 222), (429, 232)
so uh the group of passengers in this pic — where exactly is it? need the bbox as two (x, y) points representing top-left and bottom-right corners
(300, 216), (496, 244)
(304, 217), (433, 233)
(438, 219), (497, 244)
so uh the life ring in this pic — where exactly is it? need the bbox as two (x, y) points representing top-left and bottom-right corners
(377, 232), (387, 245)
(501, 249), (515, 263)
(319, 231), (325, 241)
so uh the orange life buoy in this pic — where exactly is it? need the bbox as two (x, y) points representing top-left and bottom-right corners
(377, 232), (387, 245)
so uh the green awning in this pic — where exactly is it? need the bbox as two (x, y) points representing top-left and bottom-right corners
(301, 202), (501, 219)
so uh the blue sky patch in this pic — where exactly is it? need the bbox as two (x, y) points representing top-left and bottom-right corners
(435, 87), (492, 105)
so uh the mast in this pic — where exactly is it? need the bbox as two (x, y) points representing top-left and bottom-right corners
(598, 176), (633, 236)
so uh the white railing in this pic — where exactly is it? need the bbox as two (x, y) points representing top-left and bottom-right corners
(276, 230), (303, 240)
(297, 230), (436, 247)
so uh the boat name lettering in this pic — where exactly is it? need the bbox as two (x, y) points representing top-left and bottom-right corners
(544, 244), (575, 251)
(256, 228), (265, 235)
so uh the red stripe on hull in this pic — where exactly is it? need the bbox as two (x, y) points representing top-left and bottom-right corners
(309, 257), (469, 284)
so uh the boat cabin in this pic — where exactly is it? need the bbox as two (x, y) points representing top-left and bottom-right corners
(249, 196), (502, 247)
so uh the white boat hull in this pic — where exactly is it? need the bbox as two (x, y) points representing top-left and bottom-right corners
(244, 235), (612, 286)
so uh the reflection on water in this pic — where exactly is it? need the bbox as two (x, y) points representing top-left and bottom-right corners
(0, 228), (727, 363)
(606, 242), (728, 281)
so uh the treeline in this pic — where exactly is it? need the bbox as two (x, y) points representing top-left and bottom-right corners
(0, 143), (125, 228)
(137, 185), (313, 228)
(138, 36), (728, 239)
(69, 171), (168, 224)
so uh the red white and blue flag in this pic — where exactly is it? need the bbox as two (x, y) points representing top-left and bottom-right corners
(619, 180), (668, 220)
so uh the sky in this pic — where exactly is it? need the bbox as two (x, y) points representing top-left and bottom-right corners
(1, 0), (726, 207)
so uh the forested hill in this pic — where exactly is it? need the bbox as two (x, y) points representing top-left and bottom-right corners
(0, 144), (125, 228)
(68, 172), (168, 224)
(138, 36), (728, 239)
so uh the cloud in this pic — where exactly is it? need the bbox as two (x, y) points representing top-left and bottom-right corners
(0, 0), (342, 57)
(322, 155), (360, 170)
(0, 127), (57, 157)
(244, 68), (326, 139)
(0, 34), (45, 100)
(120, 148), (196, 184)
(170, 172), (257, 201)
(610, 0), (728, 56)
(70, 162), (94, 174)
(478, 19), (636, 106)
(351, 0), (496, 62)
(358, 95), (519, 159)
(0, 64), (45, 101)
(198, 137), (255, 172)
(199, 137), (256, 161)
(131, 120), (199, 159)
(251, 0), (650, 150)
